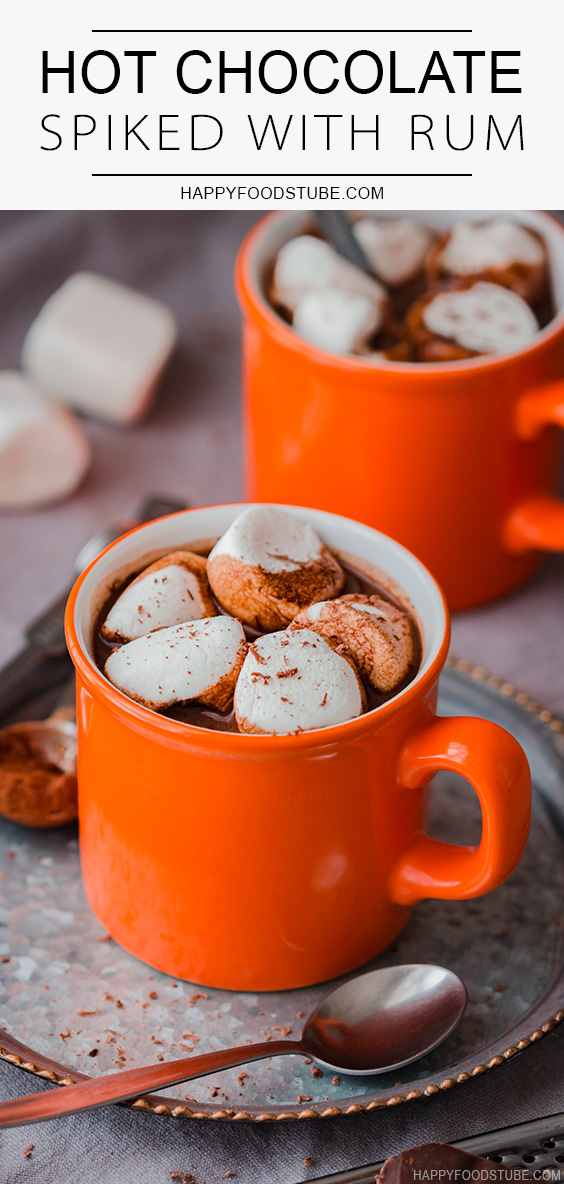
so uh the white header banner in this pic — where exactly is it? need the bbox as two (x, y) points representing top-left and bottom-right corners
(1, 0), (560, 209)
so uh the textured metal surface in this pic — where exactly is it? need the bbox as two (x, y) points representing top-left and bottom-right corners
(296, 1112), (564, 1183)
(0, 659), (564, 1120)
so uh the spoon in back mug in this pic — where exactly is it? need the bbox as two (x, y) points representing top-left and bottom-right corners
(0, 964), (466, 1128)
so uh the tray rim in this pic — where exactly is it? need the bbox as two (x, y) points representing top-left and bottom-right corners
(1, 654), (564, 1122)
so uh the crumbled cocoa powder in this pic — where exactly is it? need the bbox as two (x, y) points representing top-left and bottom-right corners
(22, 1144), (34, 1159)
(0, 731), (77, 828)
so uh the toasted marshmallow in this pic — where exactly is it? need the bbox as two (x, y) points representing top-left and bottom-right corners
(422, 282), (538, 356)
(353, 219), (432, 286)
(293, 288), (383, 355)
(271, 235), (387, 315)
(102, 551), (217, 643)
(105, 617), (247, 713)
(206, 506), (345, 631)
(291, 595), (414, 693)
(440, 219), (544, 275)
(234, 628), (366, 735)
(0, 371), (90, 509)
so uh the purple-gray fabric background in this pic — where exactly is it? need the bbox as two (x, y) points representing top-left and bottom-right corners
(0, 211), (563, 1183)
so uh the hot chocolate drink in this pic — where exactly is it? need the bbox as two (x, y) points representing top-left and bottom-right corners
(268, 216), (555, 362)
(95, 507), (421, 734)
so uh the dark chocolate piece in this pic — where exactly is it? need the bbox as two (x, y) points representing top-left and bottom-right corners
(379, 1143), (526, 1184)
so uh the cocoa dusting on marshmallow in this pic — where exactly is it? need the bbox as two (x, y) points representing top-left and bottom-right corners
(290, 595), (414, 694)
(207, 506), (345, 631)
(427, 218), (547, 305)
(102, 551), (216, 642)
(234, 628), (366, 735)
(353, 218), (432, 286)
(105, 617), (247, 713)
(407, 279), (539, 361)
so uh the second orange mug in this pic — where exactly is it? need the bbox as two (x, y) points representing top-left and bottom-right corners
(236, 210), (564, 611)
(66, 505), (531, 990)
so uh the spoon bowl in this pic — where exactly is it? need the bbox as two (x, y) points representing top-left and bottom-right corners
(0, 962), (466, 1127)
(303, 964), (467, 1074)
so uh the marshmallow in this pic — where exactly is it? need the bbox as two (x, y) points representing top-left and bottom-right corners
(271, 235), (387, 315)
(439, 219), (544, 275)
(22, 273), (177, 424)
(102, 551), (217, 643)
(421, 282), (538, 356)
(234, 628), (366, 735)
(105, 617), (247, 713)
(293, 288), (383, 355)
(291, 595), (414, 693)
(353, 219), (432, 286)
(0, 371), (90, 509)
(206, 506), (345, 631)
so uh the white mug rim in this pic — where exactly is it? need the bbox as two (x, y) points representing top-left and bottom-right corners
(69, 503), (450, 747)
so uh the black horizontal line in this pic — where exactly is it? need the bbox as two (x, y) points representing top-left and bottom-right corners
(91, 29), (474, 34)
(92, 172), (473, 178)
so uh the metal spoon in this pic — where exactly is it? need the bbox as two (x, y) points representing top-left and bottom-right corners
(0, 964), (466, 1128)
(0, 497), (186, 826)
(314, 211), (376, 277)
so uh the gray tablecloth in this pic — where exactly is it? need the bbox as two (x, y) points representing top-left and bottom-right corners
(0, 211), (563, 1183)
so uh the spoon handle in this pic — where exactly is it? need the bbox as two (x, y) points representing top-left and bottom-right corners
(314, 211), (375, 276)
(0, 1040), (302, 1128)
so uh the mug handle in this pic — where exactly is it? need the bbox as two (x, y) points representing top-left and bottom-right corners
(505, 379), (564, 552)
(389, 715), (531, 907)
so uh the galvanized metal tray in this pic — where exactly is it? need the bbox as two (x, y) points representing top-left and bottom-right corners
(1, 657), (563, 1121)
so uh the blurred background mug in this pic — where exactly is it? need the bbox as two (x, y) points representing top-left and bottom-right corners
(236, 211), (564, 611)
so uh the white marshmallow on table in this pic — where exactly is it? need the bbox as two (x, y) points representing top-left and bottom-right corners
(293, 288), (383, 355)
(105, 617), (247, 713)
(439, 219), (545, 274)
(271, 235), (387, 315)
(291, 595), (414, 694)
(234, 628), (366, 735)
(206, 505), (345, 632)
(0, 371), (90, 509)
(353, 218), (432, 286)
(423, 282), (539, 356)
(21, 273), (177, 425)
(102, 551), (217, 643)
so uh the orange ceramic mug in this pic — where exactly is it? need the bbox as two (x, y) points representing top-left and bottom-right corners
(236, 211), (564, 611)
(65, 504), (531, 991)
